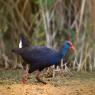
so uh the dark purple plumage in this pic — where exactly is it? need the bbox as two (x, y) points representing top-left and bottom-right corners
(12, 46), (60, 73)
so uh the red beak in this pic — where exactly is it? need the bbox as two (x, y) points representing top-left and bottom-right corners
(70, 45), (76, 52)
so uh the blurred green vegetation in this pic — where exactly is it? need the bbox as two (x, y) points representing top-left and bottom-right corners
(0, 0), (94, 71)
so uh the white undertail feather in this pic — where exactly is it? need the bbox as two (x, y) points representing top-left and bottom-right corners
(19, 39), (22, 48)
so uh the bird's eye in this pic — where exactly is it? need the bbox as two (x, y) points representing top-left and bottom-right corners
(67, 42), (70, 46)
(65, 41), (73, 47)
(67, 42), (73, 47)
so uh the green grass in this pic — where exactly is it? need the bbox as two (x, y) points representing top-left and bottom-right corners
(0, 69), (95, 86)
(0, 69), (22, 84)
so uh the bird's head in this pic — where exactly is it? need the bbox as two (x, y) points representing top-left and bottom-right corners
(59, 41), (75, 59)
(63, 41), (76, 52)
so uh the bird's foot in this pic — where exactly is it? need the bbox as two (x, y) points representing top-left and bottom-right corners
(21, 78), (28, 84)
(38, 80), (47, 84)
(36, 77), (47, 85)
(21, 75), (29, 84)
(21, 71), (29, 84)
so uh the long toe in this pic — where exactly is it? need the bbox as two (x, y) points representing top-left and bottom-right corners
(21, 79), (28, 84)
(42, 81), (47, 85)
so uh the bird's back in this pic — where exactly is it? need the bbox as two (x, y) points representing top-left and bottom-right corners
(21, 46), (59, 65)
(18, 46), (60, 73)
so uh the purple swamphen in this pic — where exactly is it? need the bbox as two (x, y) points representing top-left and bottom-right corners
(12, 35), (75, 84)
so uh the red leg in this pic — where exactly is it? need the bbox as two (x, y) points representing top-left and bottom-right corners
(35, 70), (46, 84)
(22, 64), (29, 84)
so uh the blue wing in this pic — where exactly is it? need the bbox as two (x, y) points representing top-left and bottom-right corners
(21, 46), (59, 65)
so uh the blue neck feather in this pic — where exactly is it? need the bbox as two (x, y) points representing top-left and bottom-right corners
(59, 44), (69, 59)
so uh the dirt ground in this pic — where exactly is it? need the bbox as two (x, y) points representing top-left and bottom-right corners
(0, 70), (95, 95)
(0, 81), (95, 95)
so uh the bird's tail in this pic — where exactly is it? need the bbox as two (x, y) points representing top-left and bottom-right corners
(19, 33), (30, 48)
(12, 48), (22, 55)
